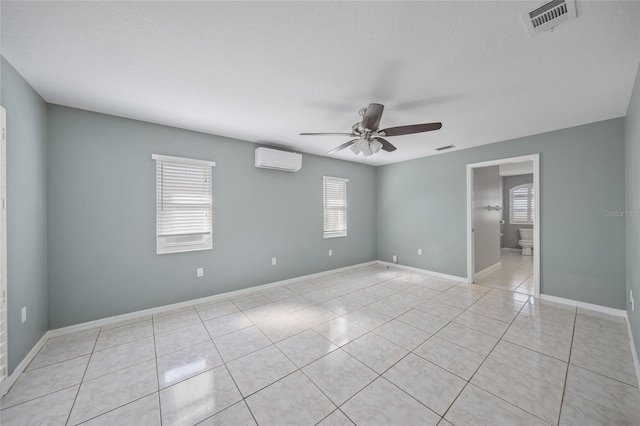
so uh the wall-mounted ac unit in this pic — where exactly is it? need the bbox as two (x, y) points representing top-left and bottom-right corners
(255, 147), (302, 172)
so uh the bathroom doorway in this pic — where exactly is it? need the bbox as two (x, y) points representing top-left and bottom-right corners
(466, 154), (540, 297)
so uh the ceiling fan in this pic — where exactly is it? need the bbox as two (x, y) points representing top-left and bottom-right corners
(300, 103), (442, 156)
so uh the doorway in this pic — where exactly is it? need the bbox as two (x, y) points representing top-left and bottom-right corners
(466, 154), (540, 297)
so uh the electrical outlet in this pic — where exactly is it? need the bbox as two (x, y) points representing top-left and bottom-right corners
(392, 255), (398, 263)
(632, 289), (635, 312)
(21, 306), (27, 323)
(272, 257), (277, 266)
(418, 248), (422, 255)
(328, 249), (332, 256)
(197, 267), (204, 278)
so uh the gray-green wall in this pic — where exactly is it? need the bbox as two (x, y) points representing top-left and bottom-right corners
(47, 105), (377, 328)
(377, 118), (626, 309)
(0, 57), (49, 373)
(625, 63), (640, 357)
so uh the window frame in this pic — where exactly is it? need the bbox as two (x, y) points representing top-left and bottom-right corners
(509, 183), (534, 225)
(323, 176), (348, 239)
(152, 154), (216, 255)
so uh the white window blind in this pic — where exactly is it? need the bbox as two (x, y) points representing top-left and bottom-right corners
(323, 176), (348, 238)
(152, 154), (215, 254)
(509, 183), (534, 225)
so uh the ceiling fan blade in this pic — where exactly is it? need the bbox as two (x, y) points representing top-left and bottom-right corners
(361, 103), (384, 131)
(328, 139), (358, 154)
(300, 132), (355, 136)
(380, 122), (442, 137)
(372, 137), (397, 152)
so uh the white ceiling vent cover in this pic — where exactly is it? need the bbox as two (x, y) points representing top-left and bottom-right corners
(522, 0), (577, 38)
(255, 147), (302, 172)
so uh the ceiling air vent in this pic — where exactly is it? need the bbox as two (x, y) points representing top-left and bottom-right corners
(435, 145), (455, 151)
(522, 0), (577, 38)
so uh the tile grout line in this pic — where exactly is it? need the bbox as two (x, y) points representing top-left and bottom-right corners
(320, 282), (498, 424)
(312, 408), (349, 426)
(281, 272), (458, 424)
(151, 312), (163, 426)
(76, 393), (158, 425)
(64, 328), (101, 426)
(296, 357), (357, 422)
(555, 308), (577, 425)
(437, 288), (536, 423)
(437, 330), (511, 420)
(0, 335), (99, 413)
(63, 327), (163, 424)
(199, 306), (262, 425)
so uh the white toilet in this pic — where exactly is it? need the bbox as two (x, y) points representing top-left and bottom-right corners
(518, 228), (534, 256)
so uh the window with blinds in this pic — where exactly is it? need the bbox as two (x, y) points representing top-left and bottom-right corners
(323, 176), (348, 238)
(509, 183), (534, 225)
(152, 154), (215, 254)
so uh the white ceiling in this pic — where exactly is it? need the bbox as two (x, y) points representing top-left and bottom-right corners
(2, 1), (639, 166)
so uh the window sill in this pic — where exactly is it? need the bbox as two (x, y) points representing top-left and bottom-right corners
(323, 233), (347, 239)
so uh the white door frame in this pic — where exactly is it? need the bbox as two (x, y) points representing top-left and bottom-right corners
(466, 153), (540, 298)
(0, 106), (7, 389)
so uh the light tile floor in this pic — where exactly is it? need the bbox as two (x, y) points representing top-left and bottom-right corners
(475, 249), (535, 295)
(1, 262), (639, 425)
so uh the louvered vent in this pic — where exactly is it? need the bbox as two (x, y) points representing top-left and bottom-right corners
(522, 0), (577, 38)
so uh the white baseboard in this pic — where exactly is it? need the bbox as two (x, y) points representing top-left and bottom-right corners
(539, 294), (627, 317)
(501, 247), (521, 252)
(0, 331), (51, 397)
(475, 261), (502, 279)
(47, 261), (378, 338)
(624, 312), (640, 388)
(376, 260), (467, 282)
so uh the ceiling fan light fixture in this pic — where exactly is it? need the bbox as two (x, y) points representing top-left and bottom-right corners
(350, 143), (360, 155)
(370, 140), (383, 153)
(354, 138), (374, 156)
